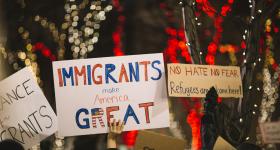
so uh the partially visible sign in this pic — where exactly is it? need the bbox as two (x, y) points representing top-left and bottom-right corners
(167, 64), (243, 98)
(213, 136), (236, 150)
(0, 67), (58, 149)
(135, 131), (186, 150)
(260, 121), (280, 144)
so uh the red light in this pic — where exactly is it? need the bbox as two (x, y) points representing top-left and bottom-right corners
(221, 5), (231, 16)
(206, 54), (215, 65)
(112, 0), (125, 56)
(272, 63), (278, 70)
(228, 0), (234, 4)
(33, 42), (56, 61)
(42, 48), (51, 57)
(217, 97), (222, 103)
(207, 42), (217, 54)
(122, 131), (138, 146)
(118, 15), (125, 22)
(241, 41), (246, 49)
(187, 109), (202, 150)
(34, 42), (44, 50)
(274, 27), (279, 33)
(178, 30), (185, 40)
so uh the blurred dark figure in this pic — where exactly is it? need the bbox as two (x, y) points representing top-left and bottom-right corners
(0, 139), (24, 150)
(237, 143), (261, 150)
(201, 87), (219, 150)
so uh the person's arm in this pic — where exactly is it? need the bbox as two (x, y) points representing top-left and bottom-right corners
(107, 119), (124, 149)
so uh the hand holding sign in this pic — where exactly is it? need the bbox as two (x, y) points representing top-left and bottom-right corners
(108, 119), (124, 137)
(107, 119), (124, 149)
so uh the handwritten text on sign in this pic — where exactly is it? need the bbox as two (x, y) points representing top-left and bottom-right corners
(260, 121), (280, 144)
(167, 64), (243, 98)
(0, 67), (57, 149)
(52, 53), (169, 136)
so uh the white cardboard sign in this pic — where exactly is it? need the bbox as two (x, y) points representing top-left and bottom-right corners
(260, 121), (280, 144)
(52, 53), (170, 136)
(167, 64), (243, 98)
(0, 67), (58, 149)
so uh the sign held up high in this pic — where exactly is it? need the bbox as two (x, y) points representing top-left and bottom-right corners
(0, 67), (58, 149)
(167, 64), (243, 98)
(52, 53), (170, 136)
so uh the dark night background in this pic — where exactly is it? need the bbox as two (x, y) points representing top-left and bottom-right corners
(0, 0), (280, 149)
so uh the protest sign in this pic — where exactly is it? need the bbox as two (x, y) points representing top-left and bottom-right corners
(167, 64), (242, 98)
(213, 136), (236, 150)
(135, 130), (186, 150)
(0, 67), (57, 149)
(260, 121), (280, 144)
(52, 53), (169, 136)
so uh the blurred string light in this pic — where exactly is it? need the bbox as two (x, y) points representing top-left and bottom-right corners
(179, 1), (195, 63)
(241, 0), (260, 66)
(0, 27), (52, 88)
(241, 30), (248, 65)
(237, 0), (264, 119)
(235, 0), (266, 119)
(0, 43), (7, 59)
(112, 0), (124, 56)
(248, 0), (256, 23)
(258, 19), (279, 123)
(219, 44), (239, 65)
(65, 0), (112, 59)
(34, 16), (66, 60)
(0, 45), (17, 69)
(241, 1), (273, 68)
(160, 2), (192, 63)
(17, 27), (43, 86)
(259, 68), (279, 122)
(193, 0), (259, 66)
(255, 17), (280, 148)
(34, 0), (113, 59)
(33, 42), (56, 61)
(238, 8), (280, 146)
(195, 0), (235, 65)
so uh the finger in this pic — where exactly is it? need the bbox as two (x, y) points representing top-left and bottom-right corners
(109, 121), (113, 131)
(107, 120), (111, 127)
(113, 119), (116, 131)
(120, 121), (124, 132)
(117, 119), (121, 127)
(116, 119), (121, 132)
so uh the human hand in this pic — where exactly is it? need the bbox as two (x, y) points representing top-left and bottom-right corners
(107, 119), (124, 149)
(108, 119), (124, 138)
